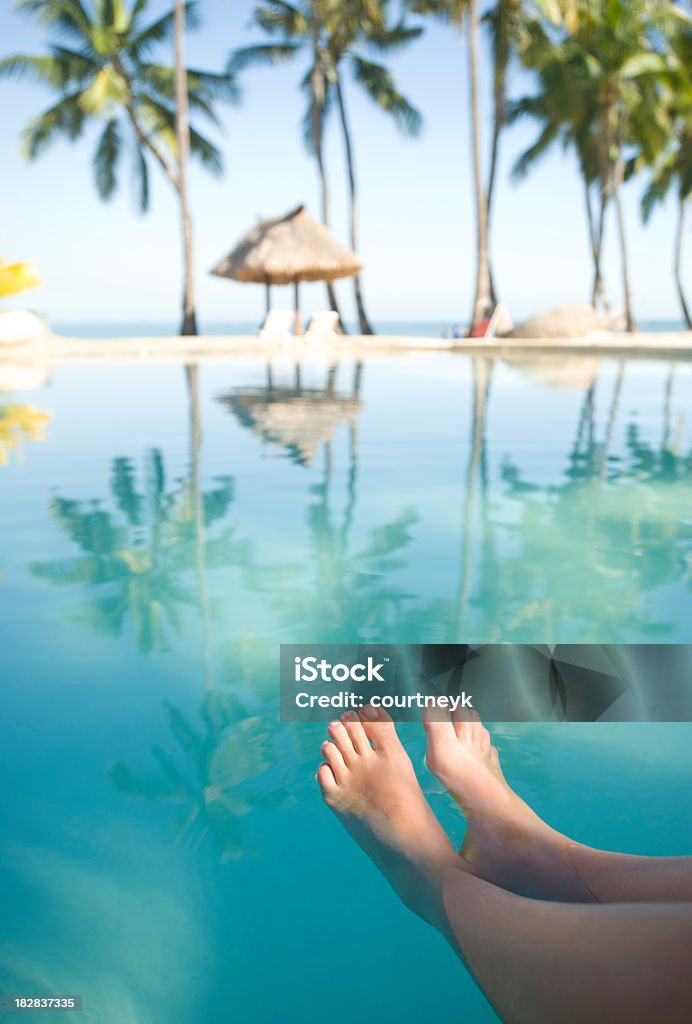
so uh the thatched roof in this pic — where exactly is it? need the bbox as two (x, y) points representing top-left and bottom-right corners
(218, 386), (362, 466)
(210, 205), (363, 285)
(507, 305), (607, 339)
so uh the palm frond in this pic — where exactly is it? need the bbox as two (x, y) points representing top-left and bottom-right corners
(409, 0), (467, 30)
(189, 125), (224, 175)
(252, 0), (308, 38)
(350, 56), (422, 136)
(78, 63), (128, 114)
(512, 120), (560, 179)
(21, 89), (87, 158)
(140, 63), (240, 104)
(15, 0), (93, 45)
(0, 52), (93, 89)
(93, 116), (121, 199)
(134, 94), (224, 175)
(362, 22), (424, 54)
(129, 1), (201, 59)
(227, 42), (300, 75)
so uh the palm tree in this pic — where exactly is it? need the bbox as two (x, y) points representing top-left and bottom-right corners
(641, 22), (692, 329)
(230, 0), (421, 334)
(484, 1), (523, 289)
(0, 0), (238, 335)
(513, 0), (679, 331)
(173, 0), (196, 334)
(413, 0), (485, 330)
(510, 15), (611, 309)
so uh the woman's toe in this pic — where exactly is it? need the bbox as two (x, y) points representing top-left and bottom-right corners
(358, 704), (398, 751)
(328, 719), (356, 761)
(316, 763), (338, 803)
(321, 739), (347, 782)
(341, 711), (372, 755)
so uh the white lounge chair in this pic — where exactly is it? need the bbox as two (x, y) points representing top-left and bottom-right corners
(305, 310), (340, 342)
(259, 309), (294, 341)
(490, 302), (513, 337)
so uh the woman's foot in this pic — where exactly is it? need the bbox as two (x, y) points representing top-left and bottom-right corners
(424, 708), (595, 902)
(317, 705), (463, 928)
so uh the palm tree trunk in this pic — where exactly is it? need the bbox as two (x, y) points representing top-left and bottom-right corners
(467, 1), (493, 334)
(485, 30), (508, 308)
(674, 197), (692, 330)
(586, 180), (609, 312)
(335, 78), (373, 335)
(311, 4), (342, 324)
(613, 157), (635, 332)
(174, 0), (197, 336)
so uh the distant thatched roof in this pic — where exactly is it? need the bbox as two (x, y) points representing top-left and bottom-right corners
(508, 305), (607, 340)
(218, 386), (362, 466)
(210, 205), (363, 286)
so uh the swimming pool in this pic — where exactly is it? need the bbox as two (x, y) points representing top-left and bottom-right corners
(1, 351), (691, 1022)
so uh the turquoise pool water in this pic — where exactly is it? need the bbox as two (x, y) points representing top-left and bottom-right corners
(1, 351), (691, 1023)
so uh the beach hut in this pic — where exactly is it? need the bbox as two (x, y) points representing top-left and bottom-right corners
(210, 205), (363, 335)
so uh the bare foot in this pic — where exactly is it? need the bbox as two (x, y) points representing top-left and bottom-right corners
(424, 708), (595, 902)
(317, 705), (462, 928)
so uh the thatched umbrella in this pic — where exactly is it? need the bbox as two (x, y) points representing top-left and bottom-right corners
(210, 204), (363, 334)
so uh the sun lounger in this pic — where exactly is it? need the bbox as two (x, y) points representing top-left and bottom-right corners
(259, 309), (294, 341)
(305, 310), (340, 342)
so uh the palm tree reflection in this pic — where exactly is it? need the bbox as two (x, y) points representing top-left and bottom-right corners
(468, 355), (692, 642)
(108, 691), (294, 862)
(30, 449), (243, 654)
(30, 352), (691, 862)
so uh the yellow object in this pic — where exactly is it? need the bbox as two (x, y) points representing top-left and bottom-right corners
(0, 260), (42, 299)
(0, 403), (51, 465)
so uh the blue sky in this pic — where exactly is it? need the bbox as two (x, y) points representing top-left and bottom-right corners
(0, 0), (686, 328)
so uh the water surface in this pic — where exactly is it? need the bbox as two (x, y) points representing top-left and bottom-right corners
(1, 352), (691, 1022)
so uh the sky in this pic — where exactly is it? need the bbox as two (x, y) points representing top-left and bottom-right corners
(0, 0), (688, 329)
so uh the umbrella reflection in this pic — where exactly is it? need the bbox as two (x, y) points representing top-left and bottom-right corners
(217, 359), (363, 467)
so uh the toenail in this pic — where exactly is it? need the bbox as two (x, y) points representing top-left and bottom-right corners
(363, 705), (378, 720)
(329, 720), (341, 730)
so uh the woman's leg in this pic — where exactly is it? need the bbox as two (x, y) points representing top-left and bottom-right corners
(424, 709), (692, 903)
(317, 707), (692, 1024)
(316, 709), (460, 933)
(442, 867), (692, 1024)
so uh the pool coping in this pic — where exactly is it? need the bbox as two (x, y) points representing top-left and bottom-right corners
(1, 330), (692, 364)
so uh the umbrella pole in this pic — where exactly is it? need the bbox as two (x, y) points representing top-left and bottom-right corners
(265, 281), (271, 316)
(294, 279), (303, 336)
